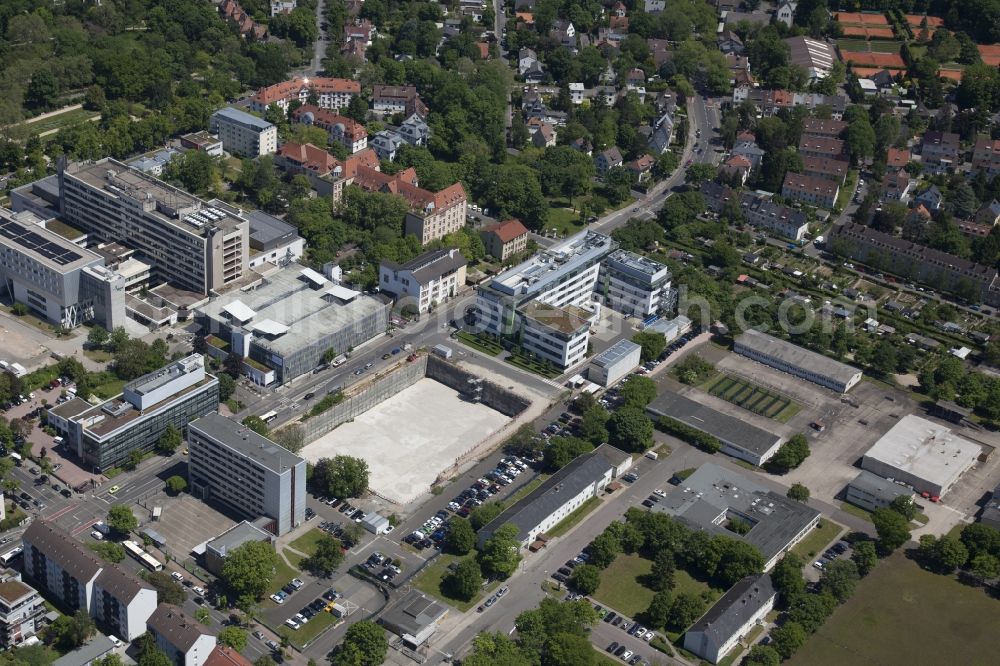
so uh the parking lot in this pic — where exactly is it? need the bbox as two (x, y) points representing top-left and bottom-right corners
(151, 494), (240, 561)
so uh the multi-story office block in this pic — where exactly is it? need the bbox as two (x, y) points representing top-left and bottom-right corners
(0, 570), (44, 648)
(209, 108), (277, 158)
(598, 249), (672, 317)
(57, 159), (250, 295)
(22, 522), (156, 641)
(188, 413), (306, 536)
(63, 355), (219, 471)
(0, 208), (125, 330)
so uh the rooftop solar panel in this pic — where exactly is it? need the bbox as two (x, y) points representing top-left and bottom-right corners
(0, 216), (83, 266)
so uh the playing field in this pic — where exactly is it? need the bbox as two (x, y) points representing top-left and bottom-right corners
(790, 551), (1000, 666)
(704, 374), (801, 423)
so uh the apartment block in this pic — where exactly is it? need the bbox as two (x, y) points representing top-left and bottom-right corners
(248, 77), (360, 114)
(480, 219), (529, 262)
(148, 605), (217, 666)
(801, 156), (848, 184)
(800, 118), (846, 138)
(291, 105), (367, 154)
(921, 131), (961, 172)
(972, 135), (1000, 176)
(188, 412), (306, 536)
(209, 108), (277, 158)
(743, 197), (810, 241)
(65, 355), (220, 472)
(379, 248), (467, 314)
(56, 159), (250, 296)
(598, 249), (673, 317)
(798, 136), (845, 160)
(781, 172), (839, 208)
(372, 85), (427, 117)
(22, 522), (157, 641)
(0, 570), (44, 648)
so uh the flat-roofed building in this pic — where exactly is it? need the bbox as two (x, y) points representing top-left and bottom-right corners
(647, 391), (784, 466)
(147, 605), (216, 666)
(589, 339), (642, 386)
(651, 463), (821, 570)
(379, 248), (467, 314)
(67, 355), (220, 471)
(520, 300), (593, 368)
(209, 107), (277, 158)
(57, 159), (250, 295)
(203, 522), (273, 576)
(195, 264), (389, 384)
(246, 211), (304, 269)
(0, 208), (125, 330)
(248, 77), (360, 114)
(861, 415), (980, 498)
(684, 575), (776, 664)
(845, 470), (913, 512)
(734, 329), (862, 392)
(598, 249), (673, 317)
(188, 412), (306, 536)
(0, 571), (44, 648)
(179, 132), (223, 157)
(379, 591), (447, 649)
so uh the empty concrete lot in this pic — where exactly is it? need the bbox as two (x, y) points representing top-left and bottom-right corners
(301, 378), (510, 505)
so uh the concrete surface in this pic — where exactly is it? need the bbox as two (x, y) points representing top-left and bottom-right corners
(300, 378), (510, 504)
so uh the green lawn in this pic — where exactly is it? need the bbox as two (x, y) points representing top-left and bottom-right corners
(839, 501), (874, 523)
(278, 607), (339, 647)
(544, 204), (586, 238)
(546, 496), (602, 538)
(869, 40), (903, 53)
(264, 555), (302, 604)
(93, 378), (125, 399)
(284, 549), (304, 570)
(455, 331), (503, 356)
(289, 529), (327, 557)
(790, 519), (844, 560)
(790, 550), (1000, 666)
(506, 352), (562, 379)
(703, 373), (802, 423)
(411, 553), (497, 612)
(83, 349), (113, 363)
(593, 553), (719, 620)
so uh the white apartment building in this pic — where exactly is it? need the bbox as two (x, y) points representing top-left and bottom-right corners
(0, 571), (44, 648)
(743, 198), (810, 241)
(148, 605), (217, 666)
(209, 107), (278, 158)
(598, 249), (673, 317)
(379, 248), (467, 314)
(684, 575), (776, 664)
(188, 412), (306, 536)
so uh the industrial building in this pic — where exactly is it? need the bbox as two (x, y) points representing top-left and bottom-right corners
(208, 107), (278, 158)
(476, 447), (626, 550)
(188, 412), (306, 536)
(63, 355), (220, 472)
(378, 249), (467, 314)
(195, 263), (389, 384)
(22, 522), (157, 641)
(684, 574), (776, 664)
(588, 339), (642, 387)
(147, 605), (216, 666)
(0, 207), (125, 330)
(734, 329), (863, 393)
(845, 470), (913, 512)
(652, 463), (820, 570)
(202, 522), (274, 576)
(646, 392), (784, 466)
(378, 591), (448, 649)
(598, 249), (674, 317)
(0, 569), (45, 648)
(861, 415), (981, 498)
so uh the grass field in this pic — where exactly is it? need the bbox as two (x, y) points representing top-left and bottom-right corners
(836, 39), (902, 53)
(839, 501), (875, 523)
(16, 107), (99, 135)
(704, 374), (802, 423)
(289, 529), (327, 557)
(544, 204), (585, 237)
(870, 40), (903, 52)
(278, 606), (339, 647)
(593, 553), (720, 620)
(455, 330), (503, 356)
(790, 519), (844, 560)
(790, 551), (1000, 666)
(411, 553), (497, 612)
(834, 170), (859, 212)
(836, 39), (870, 51)
(546, 496), (602, 538)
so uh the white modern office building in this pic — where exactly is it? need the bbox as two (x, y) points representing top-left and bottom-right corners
(589, 339), (642, 386)
(734, 329), (863, 393)
(209, 107), (278, 158)
(598, 249), (673, 317)
(188, 412), (307, 536)
(0, 570), (45, 648)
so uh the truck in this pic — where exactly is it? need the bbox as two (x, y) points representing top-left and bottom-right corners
(330, 603), (347, 618)
(433, 344), (453, 359)
(644, 451), (659, 460)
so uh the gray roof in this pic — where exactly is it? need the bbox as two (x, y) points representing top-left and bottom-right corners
(380, 590), (448, 637)
(95, 562), (152, 604)
(189, 412), (304, 474)
(735, 329), (862, 388)
(591, 339), (641, 368)
(211, 106), (274, 132)
(848, 470), (911, 504)
(148, 604), (213, 652)
(52, 636), (116, 666)
(651, 463), (820, 563)
(381, 248), (466, 286)
(23, 521), (103, 582)
(687, 574), (775, 644)
(477, 450), (616, 545)
(592, 443), (632, 471)
(206, 521), (272, 557)
(646, 392), (782, 457)
(247, 210), (298, 251)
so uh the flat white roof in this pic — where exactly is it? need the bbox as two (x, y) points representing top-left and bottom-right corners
(326, 284), (360, 301)
(300, 267), (328, 287)
(253, 319), (290, 336)
(223, 300), (256, 322)
(864, 415), (980, 488)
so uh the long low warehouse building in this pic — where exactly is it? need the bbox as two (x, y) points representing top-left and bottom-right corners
(733, 329), (863, 393)
(861, 415), (981, 498)
(647, 391), (783, 466)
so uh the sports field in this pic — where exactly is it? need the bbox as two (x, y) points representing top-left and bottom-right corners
(837, 39), (903, 53)
(704, 374), (801, 423)
(790, 551), (1000, 666)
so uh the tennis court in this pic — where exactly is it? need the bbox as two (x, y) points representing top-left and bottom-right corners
(705, 374), (801, 423)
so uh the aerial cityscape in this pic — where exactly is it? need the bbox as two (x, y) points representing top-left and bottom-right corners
(0, 1), (1000, 665)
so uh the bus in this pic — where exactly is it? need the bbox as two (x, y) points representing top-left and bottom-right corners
(0, 547), (23, 565)
(122, 540), (163, 572)
(260, 410), (279, 424)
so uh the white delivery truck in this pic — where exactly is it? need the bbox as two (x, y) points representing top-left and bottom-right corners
(433, 344), (453, 359)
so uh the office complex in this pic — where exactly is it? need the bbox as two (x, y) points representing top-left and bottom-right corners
(652, 463), (820, 570)
(55, 159), (250, 296)
(861, 415), (980, 498)
(248, 77), (360, 114)
(63, 355), (219, 471)
(734, 329), (863, 393)
(378, 249), (467, 314)
(684, 575), (775, 664)
(0, 570), (44, 648)
(845, 470), (913, 512)
(195, 264), (389, 385)
(208, 107), (278, 158)
(0, 208), (125, 330)
(147, 605), (217, 666)
(22, 522), (157, 640)
(188, 413), (306, 536)
(598, 249), (673, 317)
(588, 339), (642, 387)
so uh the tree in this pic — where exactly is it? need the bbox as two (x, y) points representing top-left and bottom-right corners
(124, 448), (144, 471)
(632, 332), (666, 363)
(568, 563), (601, 595)
(254, 657), (276, 666)
(217, 627), (247, 651)
(607, 406), (654, 452)
(443, 559), (483, 601)
(107, 504), (137, 537)
(685, 163), (718, 185)
(139, 647), (174, 666)
(165, 476), (187, 495)
(89, 541), (125, 563)
(302, 535), (345, 577)
(889, 495), (918, 522)
(45, 610), (95, 650)
(851, 540), (878, 577)
(463, 632), (527, 666)
(478, 523), (522, 579)
(872, 507), (911, 552)
(195, 608), (211, 625)
(470, 502), (504, 531)
(787, 483), (810, 502)
(786, 592), (836, 633)
(667, 592), (705, 630)
(444, 518), (476, 555)
(770, 621), (807, 660)
(846, 117), (876, 165)
(578, 406), (610, 446)
(312, 456), (369, 498)
(643, 590), (673, 630)
(332, 620), (387, 666)
(543, 632), (595, 666)
(543, 436), (594, 473)
(650, 548), (676, 592)
(716, 540), (766, 587)
(217, 373), (236, 402)
(588, 530), (622, 569)
(969, 553), (1000, 583)
(603, 167), (635, 205)
(619, 375), (658, 408)
(222, 541), (278, 600)
(157, 425), (182, 455)
(767, 434), (810, 473)
(143, 572), (186, 605)
(743, 644), (781, 666)
(87, 326), (109, 348)
(820, 559), (860, 602)
(771, 553), (806, 599)
(241, 416), (269, 437)
(920, 535), (969, 573)
(273, 425), (305, 453)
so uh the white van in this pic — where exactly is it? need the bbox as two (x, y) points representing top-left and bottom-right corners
(644, 451), (659, 460)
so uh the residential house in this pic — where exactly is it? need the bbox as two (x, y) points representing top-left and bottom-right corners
(882, 169), (913, 203)
(721, 155), (752, 186)
(568, 83), (585, 105)
(148, 605), (217, 666)
(733, 133), (765, 169)
(921, 131), (961, 172)
(551, 19), (576, 48)
(626, 68), (646, 87)
(291, 105), (367, 154)
(684, 575), (776, 664)
(782, 173), (840, 208)
(595, 147), (623, 176)
(649, 112), (675, 154)
(775, 0), (797, 27)
(744, 197), (810, 241)
(972, 135), (1000, 176)
(612, 1), (627, 17)
(248, 77), (360, 114)
(975, 199), (1000, 226)
(596, 86), (617, 107)
(700, 181), (738, 215)
(647, 39), (671, 67)
(735, 88), (848, 119)
(645, 0), (665, 13)
(371, 85), (427, 117)
(958, 221), (993, 238)
(220, 0), (267, 40)
(523, 60), (546, 84)
(353, 166), (468, 245)
(209, 107), (277, 158)
(887, 147), (910, 168)
(379, 249), (467, 313)
(718, 30), (744, 55)
(371, 131), (406, 161)
(799, 136), (845, 160)
(530, 121), (556, 148)
(271, 1), (296, 16)
(626, 155), (655, 184)
(481, 219), (530, 262)
(398, 113), (430, 147)
(915, 185), (943, 210)
(801, 118), (846, 138)
(518, 48), (539, 76)
(343, 19), (375, 47)
(871, 69), (895, 94)
(274, 143), (378, 204)
(801, 156), (848, 184)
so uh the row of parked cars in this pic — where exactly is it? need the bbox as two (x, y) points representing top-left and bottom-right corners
(364, 551), (401, 582)
(318, 521), (358, 548)
(269, 577), (305, 604)
(813, 540), (850, 570)
(405, 510), (452, 550)
(445, 456), (530, 518)
(284, 590), (343, 630)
